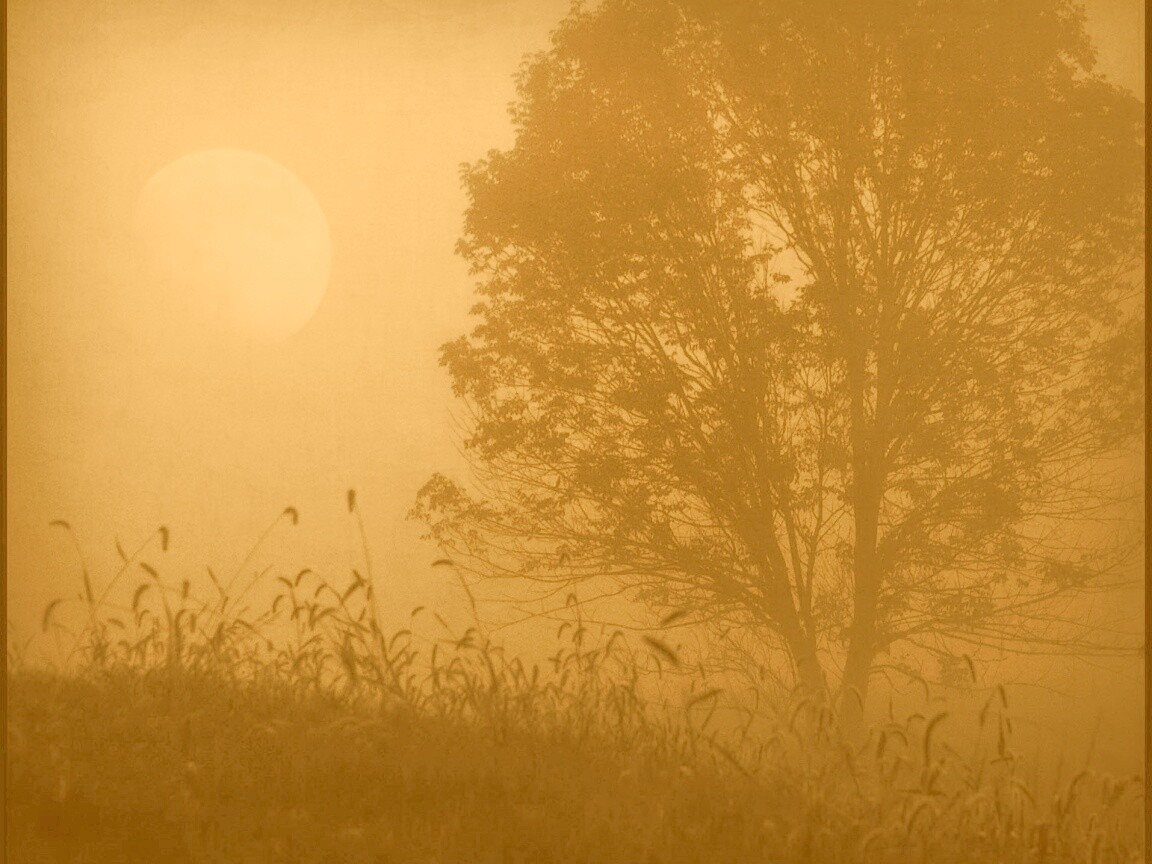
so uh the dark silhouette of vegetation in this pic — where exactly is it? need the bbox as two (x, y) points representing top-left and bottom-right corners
(414, 0), (1144, 724)
(9, 509), (1145, 862)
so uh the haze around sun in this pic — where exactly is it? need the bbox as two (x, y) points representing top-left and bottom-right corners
(135, 149), (332, 341)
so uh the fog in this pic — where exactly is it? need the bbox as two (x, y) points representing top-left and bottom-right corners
(6, 1), (1146, 855)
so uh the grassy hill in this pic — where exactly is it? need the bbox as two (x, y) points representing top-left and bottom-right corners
(8, 667), (788, 864)
(6, 524), (1144, 863)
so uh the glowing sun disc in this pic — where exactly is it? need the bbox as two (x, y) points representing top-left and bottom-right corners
(135, 149), (331, 340)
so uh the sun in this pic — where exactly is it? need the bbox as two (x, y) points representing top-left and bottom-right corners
(135, 149), (331, 340)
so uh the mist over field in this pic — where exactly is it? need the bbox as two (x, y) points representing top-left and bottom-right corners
(6, 0), (1145, 861)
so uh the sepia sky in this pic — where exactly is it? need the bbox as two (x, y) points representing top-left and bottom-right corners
(5, 0), (1144, 702)
(8, 0), (574, 640)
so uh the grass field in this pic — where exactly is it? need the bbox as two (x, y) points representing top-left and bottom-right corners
(6, 518), (1145, 863)
(8, 667), (794, 864)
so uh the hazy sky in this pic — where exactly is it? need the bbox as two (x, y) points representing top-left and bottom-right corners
(8, 0), (575, 640)
(6, 0), (1144, 688)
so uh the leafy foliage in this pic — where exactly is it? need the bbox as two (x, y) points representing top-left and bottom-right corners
(415, 0), (1144, 706)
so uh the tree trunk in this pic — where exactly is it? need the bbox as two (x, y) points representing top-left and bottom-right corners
(791, 633), (827, 698)
(841, 328), (883, 739)
(839, 629), (874, 738)
(760, 578), (826, 699)
(840, 483), (880, 739)
(747, 512), (828, 700)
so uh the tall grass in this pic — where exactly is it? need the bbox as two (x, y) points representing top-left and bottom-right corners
(7, 500), (1145, 863)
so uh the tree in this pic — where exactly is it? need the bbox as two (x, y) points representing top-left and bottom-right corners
(414, 0), (1143, 722)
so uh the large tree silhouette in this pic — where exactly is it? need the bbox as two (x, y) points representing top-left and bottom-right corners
(414, 0), (1143, 719)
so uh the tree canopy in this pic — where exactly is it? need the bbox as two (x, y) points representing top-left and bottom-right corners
(414, 0), (1143, 714)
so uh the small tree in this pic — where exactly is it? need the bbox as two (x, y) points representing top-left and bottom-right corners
(414, 0), (1143, 721)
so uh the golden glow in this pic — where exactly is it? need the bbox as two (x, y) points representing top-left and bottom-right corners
(135, 149), (331, 340)
(4, 3), (1144, 857)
